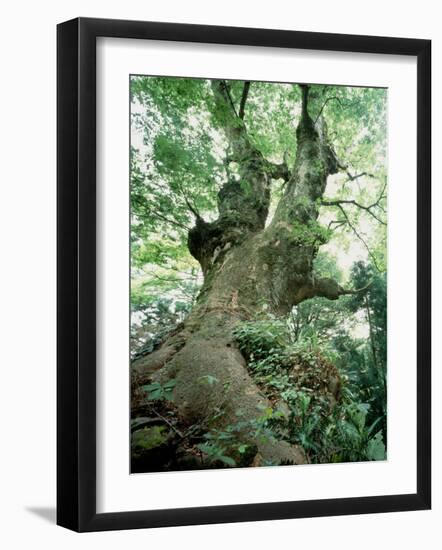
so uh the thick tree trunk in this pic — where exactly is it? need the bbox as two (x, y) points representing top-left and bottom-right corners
(132, 270), (307, 465)
(132, 82), (346, 467)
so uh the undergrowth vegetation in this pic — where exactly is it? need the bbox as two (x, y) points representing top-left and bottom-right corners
(232, 317), (386, 464)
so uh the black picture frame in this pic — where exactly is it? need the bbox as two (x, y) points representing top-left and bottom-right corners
(57, 17), (431, 532)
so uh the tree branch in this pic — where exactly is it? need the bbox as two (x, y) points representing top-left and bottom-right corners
(334, 204), (382, 271)
(294, 277), (372, 304)
(322, 199), (385, 224)
(314, 96), (343, 125)
(212, 79), (291, 183)
(321, 178), (387, 225)
(145, 210), (190, 231)
(299, 84), (310, 119)
(131, 196), (191, 231)
(327, 219), (347, 231)
(220, 80), (239, 118)
(175, 180), (203, 220)
(238, 81), (251, 119)
(345, 171), (376, 182)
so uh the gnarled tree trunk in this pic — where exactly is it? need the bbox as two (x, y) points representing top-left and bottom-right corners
(132, 82), (348, 466)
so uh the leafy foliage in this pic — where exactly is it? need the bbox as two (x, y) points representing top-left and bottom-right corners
(232, 286), (387, 464)
(142, 379), (177, 402)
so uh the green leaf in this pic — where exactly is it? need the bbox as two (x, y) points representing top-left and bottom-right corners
(219, 455), (236, 467)
(366, 431), (386, 460)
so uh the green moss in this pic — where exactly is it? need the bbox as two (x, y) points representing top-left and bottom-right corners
(131, 426), (169, 450)
(291, 219), (331, 246)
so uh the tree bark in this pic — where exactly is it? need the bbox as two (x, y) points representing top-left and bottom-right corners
(132, 82), (345, 466)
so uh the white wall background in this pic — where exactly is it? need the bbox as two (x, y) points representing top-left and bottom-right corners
(0, 1), (439, 548)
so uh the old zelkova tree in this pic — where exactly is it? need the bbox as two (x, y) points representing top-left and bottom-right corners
(130, 78), (387, 469)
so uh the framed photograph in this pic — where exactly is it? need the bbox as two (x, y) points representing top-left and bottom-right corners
(57, 17), (431, 532)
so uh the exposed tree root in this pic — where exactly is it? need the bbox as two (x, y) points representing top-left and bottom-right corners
(132, 316), (307, 468)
